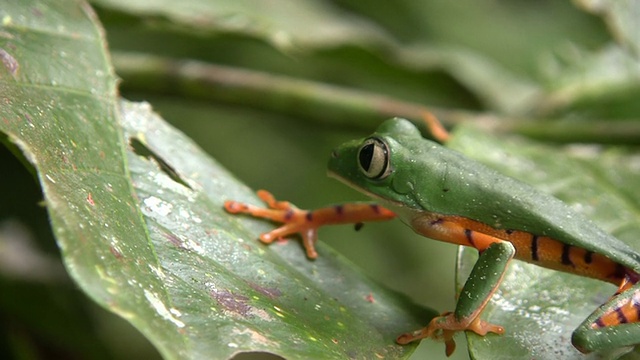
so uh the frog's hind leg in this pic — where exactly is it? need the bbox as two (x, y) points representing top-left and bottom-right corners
(397, 240), (512, 356)
(572, 277), (640, 354)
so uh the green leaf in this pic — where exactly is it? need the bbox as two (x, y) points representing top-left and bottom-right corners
(537, 44), (640, 119)
(0, 1), (436, 359)
(94, 0), (610, 117)
(90, 0), (394, 49)
(0, 0), (182, 357)
(576, 0), (640, 55)
(449, 123), (640, 359)
(119, 100), (435, 359)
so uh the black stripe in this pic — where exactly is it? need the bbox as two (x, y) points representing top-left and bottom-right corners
(531, 235), (539, 261)
(334, 205), (344, 216)
(594, 317), (606, 328)
(584, 251), (594, 264)
(285, 210), (294, 221)
(612, 264), (627, 281)
(561, 243), (574, 266)
(616, 306), (629, 324)
(370, 204), (381, 214)
(305, 211), (313, 222)
(464, 229), (475, 247)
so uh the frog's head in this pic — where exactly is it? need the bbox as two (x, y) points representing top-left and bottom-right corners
(328, 118), (429, 210)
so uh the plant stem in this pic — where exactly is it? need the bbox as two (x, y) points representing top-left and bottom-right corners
(112, 52), (640, 144)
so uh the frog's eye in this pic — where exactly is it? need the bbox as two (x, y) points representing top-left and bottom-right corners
(358, 137), (391, 180)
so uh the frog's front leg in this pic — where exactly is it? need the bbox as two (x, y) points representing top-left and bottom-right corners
(398, 216), (514, 356)
(572, 283), (640, 354)
(224, 190), (396, 259)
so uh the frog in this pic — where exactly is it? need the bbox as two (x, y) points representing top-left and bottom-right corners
(224, 117), (640, 356)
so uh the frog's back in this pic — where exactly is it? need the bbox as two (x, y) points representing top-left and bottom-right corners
(403, 139), (640, 272)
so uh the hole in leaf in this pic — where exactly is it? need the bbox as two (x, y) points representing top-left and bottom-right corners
(0, 131), (37, 178)
(0, 131), (54, 252)
(231, 351), (285, 360)
(129, 138), (192, 190)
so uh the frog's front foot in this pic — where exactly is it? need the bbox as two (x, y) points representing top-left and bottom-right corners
(224, 190), (321, 259)
(396, 312), (504, 356)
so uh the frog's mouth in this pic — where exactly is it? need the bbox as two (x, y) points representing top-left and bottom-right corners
(327, 168), (406, 208)
(328, 169), (376, 198)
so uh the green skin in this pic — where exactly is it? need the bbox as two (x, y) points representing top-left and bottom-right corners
(327, 118), (640, 353)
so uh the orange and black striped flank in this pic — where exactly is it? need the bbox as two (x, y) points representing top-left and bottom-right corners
(414, 213), (632, 285)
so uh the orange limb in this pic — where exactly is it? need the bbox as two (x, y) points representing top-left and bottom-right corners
(421, 111), (450, 143)
(224, 190), (396, 259)
(591, 287), (640, 329)
(614, 272), (638, 295)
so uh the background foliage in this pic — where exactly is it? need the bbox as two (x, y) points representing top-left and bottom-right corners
(1, 0), (640, 359)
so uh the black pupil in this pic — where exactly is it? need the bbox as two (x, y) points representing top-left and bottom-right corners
(359, 143), (374, 172)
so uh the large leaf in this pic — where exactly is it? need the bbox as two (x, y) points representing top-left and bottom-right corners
(0, 0), (184, 357)
(449, 123), (640, 359)
(0, 1), (436, 359)
(5, 1), (640, 359)
(93, 0), (609, 116)
(120, 100), (435, 358)
(90, 0), (394, 49)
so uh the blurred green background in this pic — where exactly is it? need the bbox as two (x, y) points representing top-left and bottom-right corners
(3, 0), (640, 359)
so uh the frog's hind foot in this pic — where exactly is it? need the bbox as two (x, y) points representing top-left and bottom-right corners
(396, 312), (504, 357)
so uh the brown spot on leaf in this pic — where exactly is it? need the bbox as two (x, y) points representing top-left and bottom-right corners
(249, 282), (282, 299)
(0, 48), (18, 76)
(164, 233), (185, 249)
(31, 7), (43, 17)
(110, 245), (123, 259)
(210, 288), (251, 317)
